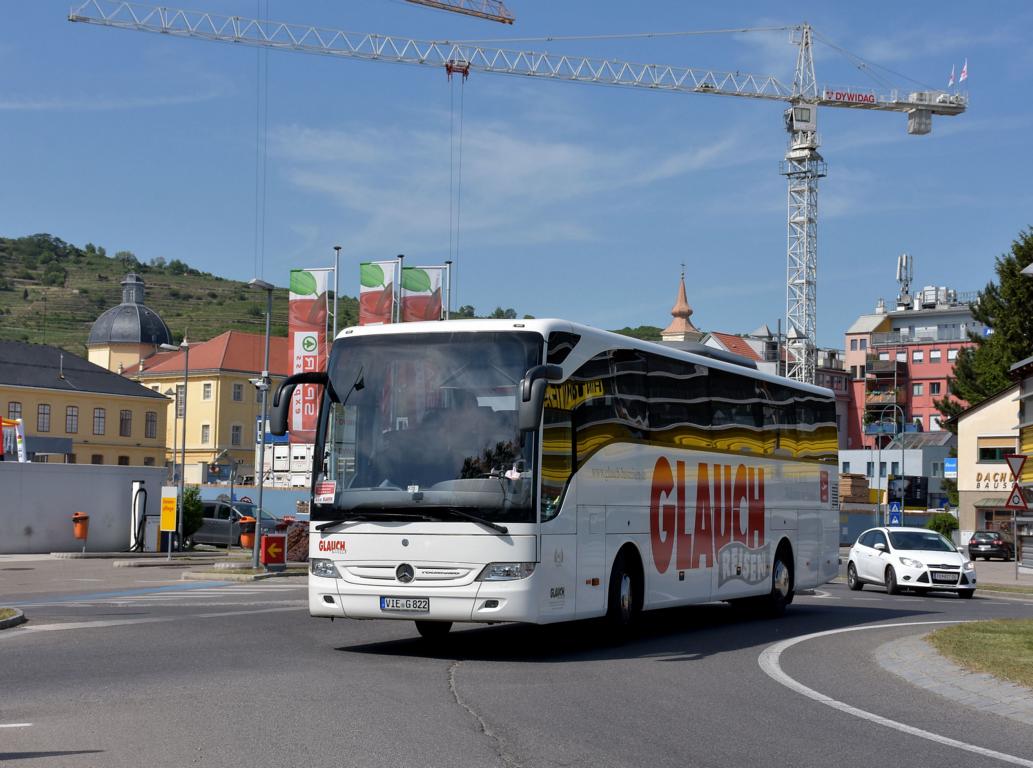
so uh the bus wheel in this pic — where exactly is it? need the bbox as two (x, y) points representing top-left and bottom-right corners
(606, 552), (641, 634)
(764, 548), (794, 617)
(415, 620), (452, 640)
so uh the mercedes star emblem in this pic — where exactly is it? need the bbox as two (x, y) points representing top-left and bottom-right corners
(396, 563), (415, 583)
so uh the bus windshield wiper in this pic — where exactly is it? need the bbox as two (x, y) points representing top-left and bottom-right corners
(314, 511), (434, 530)
(436, 507), (509, 535)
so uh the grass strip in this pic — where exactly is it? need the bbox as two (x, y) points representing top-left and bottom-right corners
(0, 608), (15, 621)
(978, 583), (1033, 595)
(927, 619), (1033, 690)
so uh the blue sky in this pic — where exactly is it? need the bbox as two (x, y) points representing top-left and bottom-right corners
(2, 1), (1031, 346)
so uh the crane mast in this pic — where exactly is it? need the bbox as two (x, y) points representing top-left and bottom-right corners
(68, 1), (968, 383)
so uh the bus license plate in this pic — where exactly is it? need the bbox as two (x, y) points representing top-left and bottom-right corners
(931, 572), (957, 584)
(380, 596), (430, 613)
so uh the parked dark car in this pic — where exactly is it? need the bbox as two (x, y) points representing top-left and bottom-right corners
(186, 500), (283, 548)
(967, 530), (1014, 561)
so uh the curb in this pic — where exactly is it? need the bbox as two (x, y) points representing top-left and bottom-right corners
(113, 558), (220, 569)
(180, 570), (306, 582)
(0, 608), (27, 630)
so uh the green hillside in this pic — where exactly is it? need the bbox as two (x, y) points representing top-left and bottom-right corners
(0, 234), (358, 355)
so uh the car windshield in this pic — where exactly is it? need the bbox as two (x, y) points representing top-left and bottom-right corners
(971, 532), (998, 540)
(232, 503), (279, 523)
(314, 331), (543, 523)
(888, 530), (956, 552)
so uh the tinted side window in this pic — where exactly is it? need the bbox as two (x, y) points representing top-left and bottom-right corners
(872, 531), (888, 549)
(858, 531), (874, 548)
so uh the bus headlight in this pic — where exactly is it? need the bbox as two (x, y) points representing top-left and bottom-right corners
(310, 558), (339, 578)
(477, 562), (536, 581)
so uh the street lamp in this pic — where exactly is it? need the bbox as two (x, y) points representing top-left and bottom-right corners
(160, 340), (190, 549)
(249, 278), (274, 569)
(164, 387), (177, 485)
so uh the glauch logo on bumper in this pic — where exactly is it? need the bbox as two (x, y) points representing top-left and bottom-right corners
(649, 458), (769, 585)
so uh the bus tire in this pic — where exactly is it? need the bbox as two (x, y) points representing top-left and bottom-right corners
(764, 544), (794, 618)
(415, 620), (452, 640)
(606, 549), (642, 635)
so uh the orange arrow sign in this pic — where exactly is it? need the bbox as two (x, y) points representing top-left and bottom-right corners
(266, 541), (283, 559)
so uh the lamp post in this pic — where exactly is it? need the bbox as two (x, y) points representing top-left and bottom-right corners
(332, 245), (341, 340)
(249, 278), (274, 569)
(164, 387), (177, 485)
(879, 403), (906, 525)
(160, 340), (190, 549)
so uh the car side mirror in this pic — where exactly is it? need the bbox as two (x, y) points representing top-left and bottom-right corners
(874, 542), (886, 552)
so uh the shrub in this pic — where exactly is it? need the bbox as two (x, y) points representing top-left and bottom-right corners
(927, 512), (958, 538)
(182, 486), (203, 541)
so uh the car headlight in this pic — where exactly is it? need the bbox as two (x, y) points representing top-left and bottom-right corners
(963, 560), (975, 571)
(898, 557), (924, 569)
(476, 562), (536, 581)
(310, 558), (339, 578)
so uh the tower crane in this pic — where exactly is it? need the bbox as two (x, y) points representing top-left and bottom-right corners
(68, 0), (967, 383)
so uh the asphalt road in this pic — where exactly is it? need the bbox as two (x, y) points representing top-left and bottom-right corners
(2, 569), (1032, 768)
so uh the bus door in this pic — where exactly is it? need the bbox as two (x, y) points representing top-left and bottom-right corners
(575, 505), (606, 617)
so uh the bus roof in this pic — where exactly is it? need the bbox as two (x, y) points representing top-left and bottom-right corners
(334, 318), (834, 399)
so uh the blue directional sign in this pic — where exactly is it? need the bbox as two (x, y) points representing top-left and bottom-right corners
(888, 501), (903, 527)
(944, 457), (957, 479)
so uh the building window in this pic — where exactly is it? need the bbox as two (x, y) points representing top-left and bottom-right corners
(913, 383), (924, 396)
(67, 453), (77, 464)
(65, 406), (78, 434)
(866, 462), (874, 478)
(144, 456), (155, 466)
(8, 401), (22, 421)
(119, 410), (132, 437)
(930, 415), (942, 431)
(932, 462), (942, 477)
(896, 351), (906, 362)
(859, 364), (865, 378)
(859, 339), (867, 351)
(850, 339), (857, 351)
(118, 455), (130, 466)
(145, 411), (157, 439)
(91, 454), (103, 464)
(233, 383), (243, 402)
(890, 461), (899, 476)
(912, 350), (924, 363)
(203, 382), (212, 400)
(880, 462), (887, 477)
(879, 352), (889, 361)
(201, 424), (210, 444)
(231, 424), (242, 447)
(176, 385), (185, 418)
(151, 385), (160, 392)
(93, 408), (106, 435)
(978, 447), (1010, 463)
(948, 349), (958, 361)
(930, 349), (942, 362)
(930, 382), (941, 395)
(37, 403), (51, 433)
(842, 461), (851, 474)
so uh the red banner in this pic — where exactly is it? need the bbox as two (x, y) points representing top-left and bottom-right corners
(288, 269), (329, 444)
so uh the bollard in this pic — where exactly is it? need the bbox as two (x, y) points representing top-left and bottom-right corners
(72, 511), (90, 553)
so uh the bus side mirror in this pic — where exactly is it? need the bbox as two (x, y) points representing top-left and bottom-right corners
(271, 372), (328, 436)
(518, 364), (563, 432)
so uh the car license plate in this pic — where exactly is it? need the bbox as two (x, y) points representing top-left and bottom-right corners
(931, 572), (957, 584)
(380, 596), (430, 613)
(979, 545), (990, 550)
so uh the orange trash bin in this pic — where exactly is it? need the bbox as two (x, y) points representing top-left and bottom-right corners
(72, 511), (90, 540)
(238, 515), (256, 549)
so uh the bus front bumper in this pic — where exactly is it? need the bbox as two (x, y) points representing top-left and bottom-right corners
(309, 573), (541, 624)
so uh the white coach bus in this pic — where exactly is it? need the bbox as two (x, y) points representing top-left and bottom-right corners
(270, 319), (840, 639)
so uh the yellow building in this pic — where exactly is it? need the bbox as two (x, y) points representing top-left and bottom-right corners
(1011, 354), (1033, 489)
(126, 331), (288, 481)
(0, 341), (168, 465)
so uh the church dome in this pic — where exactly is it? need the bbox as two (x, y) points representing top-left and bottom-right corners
(87, 273), (172, 347)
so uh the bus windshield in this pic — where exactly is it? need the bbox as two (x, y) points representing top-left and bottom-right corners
(314, 331), (543, 523)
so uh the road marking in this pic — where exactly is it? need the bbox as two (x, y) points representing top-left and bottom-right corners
(0, 723), (33, 728)
(759, 621), (1033, 767)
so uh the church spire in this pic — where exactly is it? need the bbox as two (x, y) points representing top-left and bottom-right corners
(661, 267), (703, 342)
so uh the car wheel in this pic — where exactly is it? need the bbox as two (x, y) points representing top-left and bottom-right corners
(885, 566), (899, 595)
(847, 563), (863, 591)
(958, 589), (975, 599)
(606, 552), (641, 635)
(415, 620), (452, 639)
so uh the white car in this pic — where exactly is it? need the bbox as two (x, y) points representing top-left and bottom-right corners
(846, 526), (976, 598)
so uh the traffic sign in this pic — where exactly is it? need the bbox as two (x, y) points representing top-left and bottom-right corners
(943, 457), (957, 479)
(260, 533), (287, 569)
(888, 501), (902, 526)
(1005, 454), (1027, 479)
(1005, 485), (1029, 511)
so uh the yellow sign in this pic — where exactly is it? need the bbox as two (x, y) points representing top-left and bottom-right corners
(160, 492), (178, 532)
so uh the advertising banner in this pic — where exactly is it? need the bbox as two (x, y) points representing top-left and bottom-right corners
(400, 266), (445, 322)
(359, 260), (400, 325)
(289, 268), (330, 444)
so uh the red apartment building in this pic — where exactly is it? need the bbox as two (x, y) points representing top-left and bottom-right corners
(843, 284), (983, 449)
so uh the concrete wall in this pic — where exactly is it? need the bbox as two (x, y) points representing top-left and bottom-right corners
(0, 463), (166, 554)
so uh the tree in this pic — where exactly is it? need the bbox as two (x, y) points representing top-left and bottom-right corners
(182, 486), (203, 542)
(454, 304), (476, 319)
(489, 307), (517, 319)
(936, 227), (1033, 422)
